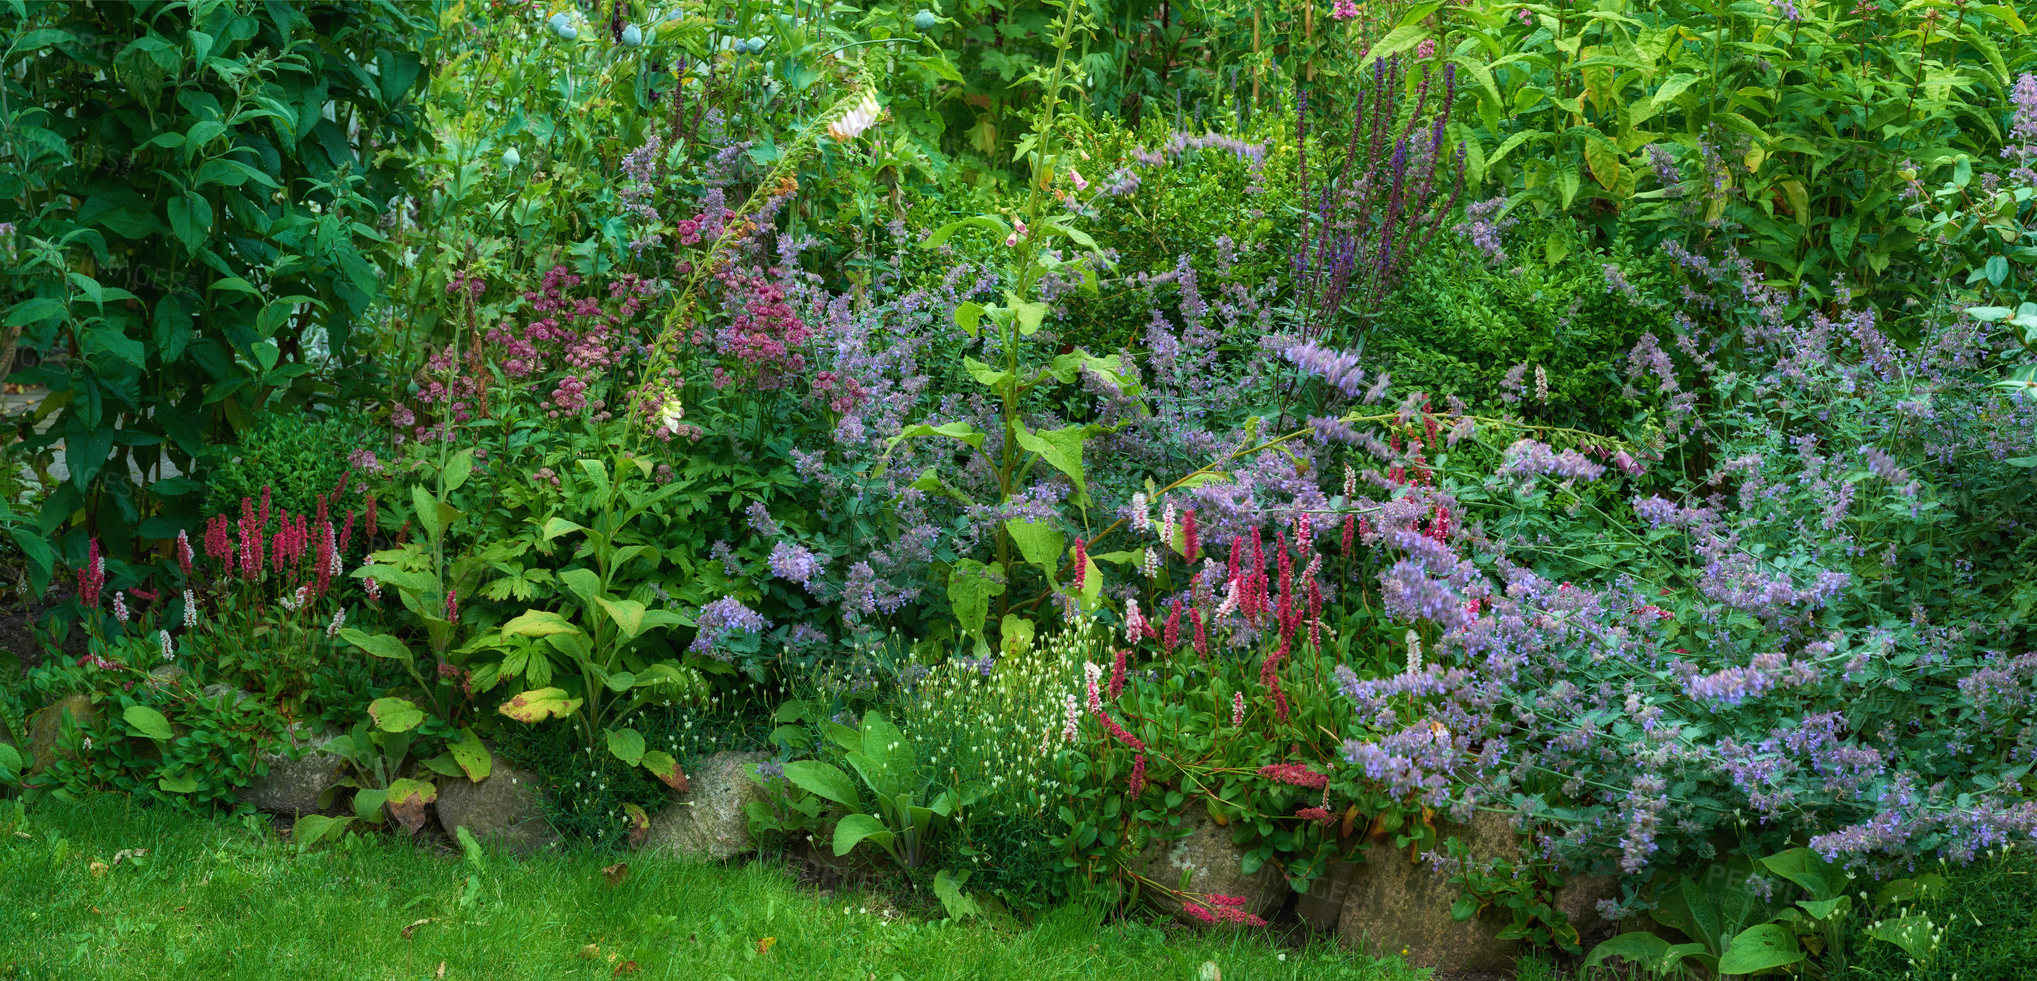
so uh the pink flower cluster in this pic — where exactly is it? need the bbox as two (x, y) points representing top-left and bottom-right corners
(1182, 894), (1267, 927)
(1257, 762), (1330, 789)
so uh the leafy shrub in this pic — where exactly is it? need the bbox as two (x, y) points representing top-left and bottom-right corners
(203, 409), (376, 521)
(0, 0), (430, 553)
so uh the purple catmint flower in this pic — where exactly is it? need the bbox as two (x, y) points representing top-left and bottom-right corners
(690, 596), (769, 656)
(767, 542), (826, 590)
(1280, 339), (1369, 398)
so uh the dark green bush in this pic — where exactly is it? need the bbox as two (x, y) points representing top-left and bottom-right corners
(204, 409), (375, 520)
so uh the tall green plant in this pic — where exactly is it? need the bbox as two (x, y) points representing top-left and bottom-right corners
(0, 0), (428, 555)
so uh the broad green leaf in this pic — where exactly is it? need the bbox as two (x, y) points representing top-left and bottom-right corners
(157, 772), (199, 794)
(449, 727), (491, 782)
(1584, 932), (1673, 969)
(559, 568), (600, 606)
(947, 559), (1006, 637)
(964, 356), (1014, 389)
(893, 421), (984, 450)
(501, 610), (580, 638)
(368, 697), (425, 733)
(540, 517), (588, 541)
(1865, 913), (1936, 960)
(595, 596), (648, 639)
(1011, 300), (1048, 336)
(1012, 423), (1091, 498)
(1716, 924), (1804, 974)
(953, 301), (986, 338)
(933, 869), (981, 920)
(410, 484), (442, 544)
(293, 814), (353, 850)
(498, 687), (583, 723)
(1004, 519), (1063, 577)
(606, 727), (646, 767)
(123, 705), (173, 741)
(782, 760), (859, 806)
(442, 448), (476, 492)
(1759, 847), (1837, 897)
(833, 812), (893, 857)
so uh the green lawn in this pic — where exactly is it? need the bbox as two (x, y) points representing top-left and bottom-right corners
(0, 798), (1425, 981)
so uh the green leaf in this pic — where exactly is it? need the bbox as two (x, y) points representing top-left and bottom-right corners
(1013, 423), (1091, 499)
(893, 421), (984, 450)
(502, 610), (581, 638)
(947, 559), (1006, 638)
(1652, 72), (1700, 112)
(1004, 519), (1064, 577)
(595, 596), (648, 639)
(1363, 23), (1431, 64)
(933, 869), (981, 920)
(123, 705), (173, 741)
(157, 772), (199, 794)
(449, 727), (491, 782)
(1584, 932), (1674, 969)
(953, 301), (986, 338)
(641, 750), (688, 791)
(498, 687), (583, 723)
(832, 812), (893, 857)
(368, 697), (425, 733)
(1011, 300), (1048, 336)
(558, 568), (600, 606)
(1865, 913), (1937, 961)
(293, 814), (353, 850)
(606, 727), (646, 767)
(1716, 924), (1804, 974)
(540, 517), (588, 541)
(782, 760), (859, 806)
(442, 448), (476, 492)
(963, 356), (1014, 389)
(3, 297), (65, 328)
(410, 484), (443, 544)
(1759, 847), (1837, 898)
(386, 778), (437, 807)
(167, 193), (212, 252)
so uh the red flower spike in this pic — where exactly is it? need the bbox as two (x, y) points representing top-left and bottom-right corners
(1183, 509), (1198, 563)
(1072, 537), (1087, 590)
(1191, 608), (1208, 659)
(1109, 647), (1127, 700)
(1164, 600), (1182, 652)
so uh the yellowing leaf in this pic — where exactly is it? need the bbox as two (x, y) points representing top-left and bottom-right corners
(498, 687), (582, 723)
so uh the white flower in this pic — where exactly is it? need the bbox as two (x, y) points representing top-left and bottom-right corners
(658, 398), (685, 430)
(159, 630), (175, 662)
(828, 92), (883, 142)
(1405, 628), (1423, 674)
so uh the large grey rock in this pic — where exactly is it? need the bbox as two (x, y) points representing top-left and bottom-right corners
(1555, 873), (1622, 943)
(1295, 860), (1358, 931)
(237, 725), (343, 815)
(1337, 811), (1522, 974)
(645, 751), (772, 861)
(436, 751), (560, 854)
(1136, 812), (1282, 927)
(26, 694), (97, 771)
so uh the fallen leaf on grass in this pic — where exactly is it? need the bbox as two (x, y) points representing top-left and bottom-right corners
(612, 961), (638, 976)
(756, 937), (776, 956)
(402, 918), (433, 939)
(601, 862), (629, 886)
(577, 945), (601, 960)
(1198, 963), (1223, 981)
(436, 962), (446, 979)
(89, 861), (109, 878)
(111, 848), (148, 866)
